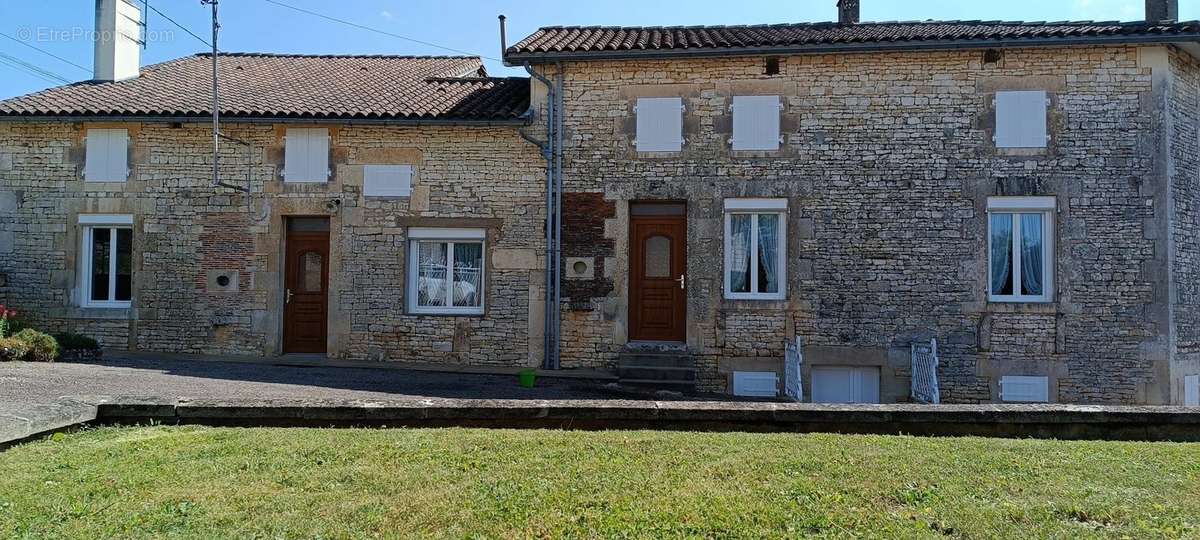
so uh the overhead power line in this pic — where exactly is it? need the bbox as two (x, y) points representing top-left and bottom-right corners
(0, 32), (90, 74)
(0, 55), (67, 85)
(145, 1), (211, 47)
(0, 51), (71, 84)
(261, 0), (499, 61)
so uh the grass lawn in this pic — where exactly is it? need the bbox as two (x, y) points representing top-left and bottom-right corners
(0, 427), (1198, 538)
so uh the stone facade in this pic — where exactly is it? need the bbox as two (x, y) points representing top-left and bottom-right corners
(0, 121), (545, 365)
(542, 44), (1200, 404)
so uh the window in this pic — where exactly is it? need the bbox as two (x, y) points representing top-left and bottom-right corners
(1000, 375), (1049, 403)
(994, 90), (1049, 148)
(731, 95), (782, 151)
(283, 127), (330, 182)
(84, 128), (129, 182)
(79, 214), (133, 308)
(724, 198), (786, 300)
(635, 97), (683, 152)
(811, 366), (881, 404)
(363, 164), (412, 197)
(407, 228), (485, 315)
(988, 197), (1054, 303)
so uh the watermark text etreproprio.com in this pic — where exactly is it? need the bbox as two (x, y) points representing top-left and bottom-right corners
(15, 26), (176, 43)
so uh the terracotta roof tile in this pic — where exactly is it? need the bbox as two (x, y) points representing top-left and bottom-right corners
(506, 20), (1200, 59)
(0, 53), (530, 122)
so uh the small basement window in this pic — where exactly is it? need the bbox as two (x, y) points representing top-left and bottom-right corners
(79, 214), (133, 308)
(84, 128), (129, 182)
(994, 90), (1049, 148)
(363, 164), (412, 197)
(407, 228), (486, 315)
(283, 127), (330, 183)
(811, 366), (880, 404)
(635, 97), (683, 152)
(1000, 375), (1049, 403)
(988, 197), (1055, 303)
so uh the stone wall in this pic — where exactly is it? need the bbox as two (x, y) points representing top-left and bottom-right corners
(548, 45), (1175, 403)
(1168, 47), (1200, 400)
(0, 121), (545, 365)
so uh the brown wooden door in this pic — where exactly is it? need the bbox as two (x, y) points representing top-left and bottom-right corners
(629, 213), (687, 342)
(283, 228), (329, 353)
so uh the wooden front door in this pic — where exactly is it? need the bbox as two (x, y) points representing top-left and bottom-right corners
(629, 208), (687, 342)
(283, 219), (330, 353)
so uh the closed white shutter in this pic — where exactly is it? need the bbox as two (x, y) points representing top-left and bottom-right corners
(84, 128), (128, 182)
(1185, 375), (1200, 406)
(811, 366), (880, 404)
(284, 128), (329, 182)
(635, 97), (683, 152)
(995, 91), (1048, 148)
(1000, 375), (1049, 402)
(732, 371), (778, 397)
(732, 95), (781, 151)
(364, 164), (412, 197)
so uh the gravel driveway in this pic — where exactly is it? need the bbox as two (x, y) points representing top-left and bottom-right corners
(0, 353), (618, 406)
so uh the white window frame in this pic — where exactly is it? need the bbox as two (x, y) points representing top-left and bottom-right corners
(83, 128), (129, 182)
(634, 97), (684, 152)
(406, 228), (486, 315)
(723, 198), (787, 300)
(730, 95), (783, 151)
(363, 164), (413, 197)
(994, 90), (1050, 149)
(283, 127), (330, 183)
(987, 197), (1055, 303)
(78, 214), (133, 309)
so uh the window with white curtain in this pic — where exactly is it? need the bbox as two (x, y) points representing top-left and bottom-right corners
(407, 228), (485, 315)
(988, 197), (1054, 303)
(79, 214), (133, 308)
(724, 199), (786, 300)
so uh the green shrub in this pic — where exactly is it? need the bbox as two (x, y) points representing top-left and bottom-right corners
(52, 332), (100, 351)
(0, 336), (31, 361)
(11, 329), (59, 362)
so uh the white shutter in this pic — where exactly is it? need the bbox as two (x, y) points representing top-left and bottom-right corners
(635, 97), (683, 152)
(999, 375), (1049, 402)
(1185, 375), (1200, 406)
(732, 371), (778, 397)
(995, 90), (1048, 148)
(84, 128), (127, 182)
(364, 164), (412, 197)
(731, 95), (781, 151)
(811, 366), (880, 404)
(283, 128), (306, 182)
(309, 128), (330, 182)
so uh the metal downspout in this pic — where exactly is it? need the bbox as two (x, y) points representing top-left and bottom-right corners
(524, 63), (557, 370)
(552, 65), (564, 370)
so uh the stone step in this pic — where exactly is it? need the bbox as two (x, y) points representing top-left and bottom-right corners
(617, 365), (696, 381)
(617, 354), (694, 368)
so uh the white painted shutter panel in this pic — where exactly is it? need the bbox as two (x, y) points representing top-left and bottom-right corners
(732, 371), (778, 397)
(308, 128), (330, 182)
(732, 95), (781, 151)
(283, 128), (307, 182)
(1000, 375), (1049, 402)
(107, 129), (128, 181)
(1185, 375), (1200, 406)
(83, 129), (108, 182)
(363, 165), (412, 197)
(811, 366), (880, 404)
(635, 97), (682, 152)
(995, 91), (1048, 148)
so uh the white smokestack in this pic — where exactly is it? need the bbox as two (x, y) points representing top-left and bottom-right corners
(93, 0), (141, 82)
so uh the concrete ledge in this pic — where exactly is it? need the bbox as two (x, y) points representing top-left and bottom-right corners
(91, 398), (1200, 441)
(0, 400), (98, 449)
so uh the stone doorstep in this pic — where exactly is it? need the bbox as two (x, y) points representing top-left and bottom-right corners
(106, 351), (618, 381)
(8, 397), (1200, 448)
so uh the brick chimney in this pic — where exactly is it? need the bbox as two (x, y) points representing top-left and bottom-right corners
(1146, 0), (1178, 22)
(93, 0), (141, 81)
(837, 0), (860, 24)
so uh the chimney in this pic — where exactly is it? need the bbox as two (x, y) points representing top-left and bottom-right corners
(93, 0), (141, 81)
(1146, 0), (1178, 22)
(837, 0), (860, 24)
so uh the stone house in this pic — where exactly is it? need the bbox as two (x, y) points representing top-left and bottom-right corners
(2, 0), (1200, 405)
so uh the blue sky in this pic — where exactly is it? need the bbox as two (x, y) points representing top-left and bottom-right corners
(1, 0), (1197, 99)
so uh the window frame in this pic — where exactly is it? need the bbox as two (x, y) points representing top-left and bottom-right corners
(78, 214), (133, 309)
(987, 197), (1055, 303)
(723, 198), (787, 301)
(406, 228), (486, 315)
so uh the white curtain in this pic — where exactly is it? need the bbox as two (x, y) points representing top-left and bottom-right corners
(757, 214), (779, 293)
(729, 215), (751, 292)
(453, 242), (483, 307)
(1020, 214), (1043, 296)
(990, 214), (1013, 295)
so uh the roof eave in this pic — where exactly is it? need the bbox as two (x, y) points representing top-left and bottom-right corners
(505, 33), (1200, 63)
(0, 114), (531, 127)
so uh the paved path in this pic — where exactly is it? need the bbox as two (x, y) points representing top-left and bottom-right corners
(0, 354), (619, 406)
